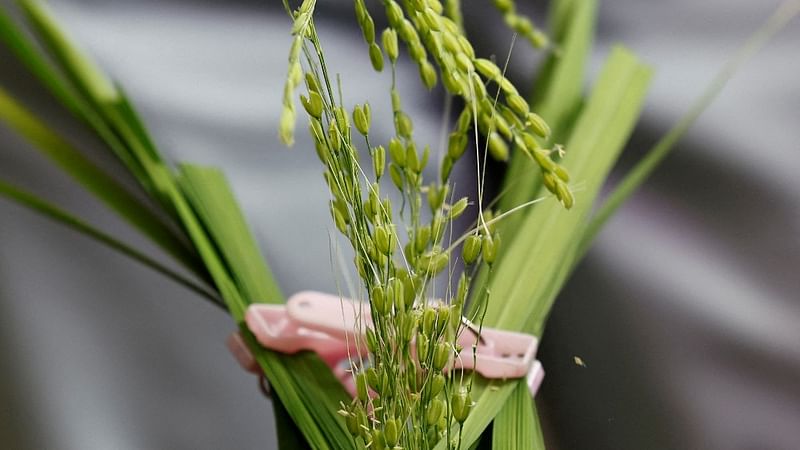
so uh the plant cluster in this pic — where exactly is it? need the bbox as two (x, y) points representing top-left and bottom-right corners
(1, 0), (784, 448)
(277, 0), (571, 448)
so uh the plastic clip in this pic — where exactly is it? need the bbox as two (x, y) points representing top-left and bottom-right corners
(228, 291), (544, 398)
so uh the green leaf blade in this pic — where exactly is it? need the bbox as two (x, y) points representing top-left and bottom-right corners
(455, 47), (653, 450)
(0, 86), (201, 275)
(0, 179), (220, 305)
(174, 165), (353, 449)
(177, 165), (283, 305)
(487, 45), (653, 334)
(493, 381), (543, 449)
(18, 0), (119, 104)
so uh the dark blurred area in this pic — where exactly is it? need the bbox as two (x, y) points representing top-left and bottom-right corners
(0, 0), (798, 449)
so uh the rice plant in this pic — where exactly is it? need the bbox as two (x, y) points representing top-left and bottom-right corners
(0, 0), (796, 448)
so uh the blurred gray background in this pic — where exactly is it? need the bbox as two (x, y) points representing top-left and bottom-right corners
(0, 0), (798, 449)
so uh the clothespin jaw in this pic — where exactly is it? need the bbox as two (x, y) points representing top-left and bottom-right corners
(233, 291), (545, 398)
(454, 324), (539, 379)
(527, 360), (545, 397)
(243, 294), (369, 366)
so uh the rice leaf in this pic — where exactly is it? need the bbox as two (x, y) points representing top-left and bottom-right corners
(177, 165), (282, 307)
(484, 3), (599, 447)
(0, 179), (220, 305)
(113, 87), (162, 163)
(488, 45), (652, 336)
(154, 165), (339, 448)
(3, 5), (352, 445)
(176, 166), (353, 449)
(444, 47), (653, 450)
(485, 3), (799, 448)
(492, 381), (543, 449)
(19, 0), (173, 179)
(6, 0), (180, 210)
(497, 50), (651, 449)
(17, 0), (119, 105)
(0, 86), (200, 275)
(0, 6), (157, 191)
(273, 397), (312, 450)
(0, 6), (82, 114)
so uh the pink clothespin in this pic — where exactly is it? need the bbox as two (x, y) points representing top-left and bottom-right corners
(228, 291), (544, 398)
